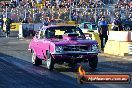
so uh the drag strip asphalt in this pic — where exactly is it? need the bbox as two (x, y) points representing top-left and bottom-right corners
(0, 37), (132, 88)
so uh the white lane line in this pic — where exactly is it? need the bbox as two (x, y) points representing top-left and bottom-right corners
(122, 58), (132, 61)
(8, 40), (29, 44)
(99, 54), (132, 61)
(8, 42), (17, 44)
(26, 40), (29, 41)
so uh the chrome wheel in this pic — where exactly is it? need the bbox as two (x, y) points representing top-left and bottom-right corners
(46, 51), (54, 71)
(31, 52), (42, 66)
(32, 52), (36, 64)
(47, 56), (51, 69)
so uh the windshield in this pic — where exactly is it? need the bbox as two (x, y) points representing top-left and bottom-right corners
(84, 23), (90, 29)
(92, 24), (97, 30)
(84, 23), (97, 30)
(45, 26), (85, 39)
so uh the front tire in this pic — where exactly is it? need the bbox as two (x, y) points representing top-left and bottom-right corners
(89, 56), (98, 69)
(32, 52), (42, 66)
(46, 52), (54, 71)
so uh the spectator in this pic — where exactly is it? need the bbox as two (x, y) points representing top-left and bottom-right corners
(117, 17), (123, 31)
(2, 0), (131, 24)
(111, 18), (119, 31)
(22, 18), (28, 23)
(50, 18), (56, 25)
(42, 17), (49, 26)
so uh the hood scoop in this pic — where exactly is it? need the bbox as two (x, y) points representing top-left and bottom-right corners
(63, 33), (79, 40)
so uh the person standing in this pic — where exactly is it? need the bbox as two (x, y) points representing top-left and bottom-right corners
(117, 17), (123, 31)
(112, 17), (123, 31)
(0, 17), (4, 36)
(111, 18), (119, 31)
(5, 17), (12, 38)
(98, 16), (109, 51)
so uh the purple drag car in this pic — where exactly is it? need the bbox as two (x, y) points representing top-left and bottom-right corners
(28, 25), (100, 70)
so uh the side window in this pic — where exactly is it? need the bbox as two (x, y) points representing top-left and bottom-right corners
(39, 31), (45, 39)
(84, 24), (88, 28)
(35, 31), (39, 39)
(45, 29), (49, 38)
(88, 24), (91, 29)
(79, 24), (83, 28)
(45, 29), (55, 38)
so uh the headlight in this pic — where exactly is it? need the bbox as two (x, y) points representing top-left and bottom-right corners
(91, 44), (99, 51)
(55, 46), (63, 52)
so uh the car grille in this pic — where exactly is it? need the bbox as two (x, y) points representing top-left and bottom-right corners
(63, 45), (90, 51)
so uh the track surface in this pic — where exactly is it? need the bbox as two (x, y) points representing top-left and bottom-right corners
(0, 37), (132, 88)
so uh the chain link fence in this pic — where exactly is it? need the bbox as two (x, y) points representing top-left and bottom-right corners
(0, 6), (131, 24)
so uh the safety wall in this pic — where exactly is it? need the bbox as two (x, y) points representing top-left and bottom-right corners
(108, 31), (131, 42)
(3, 23), (20, 31)
(33, 23), (43, 31)
(104, 31), (132, 56)
(22, 23), (43, 31)
(3, 22), (20, 37)
(3, 23), (25, 32)
(18, 23), (42, 38)
(22, 23), (34, 31)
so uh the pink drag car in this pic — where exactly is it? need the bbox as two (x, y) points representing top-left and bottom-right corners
(28, 25), (100, 70)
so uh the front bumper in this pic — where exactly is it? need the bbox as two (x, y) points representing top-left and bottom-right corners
(51, 51), (99, 63)
(52, 51), (99, 55)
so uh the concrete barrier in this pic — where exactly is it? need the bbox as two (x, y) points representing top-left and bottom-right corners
(3, 23), (20, 37)
(10, 23), (20, 31)
(3, 23), (20, 32)
(18, 23), (23, 38)
(104, 31), (132, 56)
(108, 31), (131, 42)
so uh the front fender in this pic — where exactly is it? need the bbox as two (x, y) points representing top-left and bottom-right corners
(49, 42), (56, 54)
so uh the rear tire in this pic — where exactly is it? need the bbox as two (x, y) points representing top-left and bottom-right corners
(89, 56), (98, 69)
(32, 52), (42, 66)
(46, 51), (54, 71)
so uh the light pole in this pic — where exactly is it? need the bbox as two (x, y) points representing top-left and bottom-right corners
(95, 7), (97, 23)
(6, 6), (8, 18)
(69, 0), (72, 21)
(24, 8), (27, 20)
